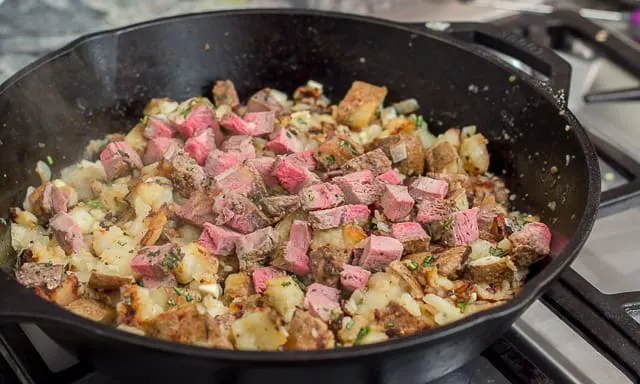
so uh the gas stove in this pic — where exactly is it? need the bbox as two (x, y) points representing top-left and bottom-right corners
(1, 2), (640, 383)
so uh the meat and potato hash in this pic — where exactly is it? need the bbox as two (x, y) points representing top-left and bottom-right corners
(10, 80), (552, 350)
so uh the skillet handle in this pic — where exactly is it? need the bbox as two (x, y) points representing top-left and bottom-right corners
(400, 21), (572, 100)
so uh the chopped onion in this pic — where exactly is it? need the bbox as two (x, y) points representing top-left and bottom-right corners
(392, 98), (420, 114)
(306, 80), (324, 93)
(380, 107), (397, 125)
(417, 127), (437, 149)
(270, 89), (288, 106)
(461, 125), (477, 139)
(35, 161), (51, 183)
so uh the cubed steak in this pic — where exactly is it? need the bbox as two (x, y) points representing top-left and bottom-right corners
(143, 137), (181, 165)
(204, 149), (244, 177)
(309, 244), (349, 287)
(332, 170), (380, 205)
(252, 266), (286, 294)
(212, 80), (240, 108)
(289, 220), (311, 252)
(243, 111), (276, 137)
(380, 185), (414, 222)
(260, 195), (301, 221)
(100, 141), (143, 180)
(184, 128), (216, 165)
(271, 156), (319, 194)
(409, 176), (449, 200)
(272, 242), (310, 276)
(341, 148), (392, 175)
(465, 256), (517, 285)
(247, 88), (284, 115)
(416, 198), (455, 224)
(441, 207), (480, 246)
(359, 235), (403, 271)
(16, 262), (64, 290)
(198, 223), (241, 256)
(340, 264), (371, 292)
(426, 172), (469, 191)
(130, 243), (177, 278)
(375, 169), (402, 186)
(30, 182), (70, 217)
(246, 157), (278, 187)
(299, 182), (344, 211)
(508, 222), (552, 267)
(166, 149), (206, 198)
(214, 163), (266, 197)
(176, 191), (215, 227)
(143, 116), (175, 139)
(391, 222), (430, 254)
(433, 246), (471, 279)
(212, 192), (270, 234)
(267, 128), (304, 154)
(171, 100), (216, 137)
(289, 150), (316, 171)
(50, 213), (84, 255)
(235, 227), (279, 271)
(221, 135), (256, 160)
(308, 204), (370, 230)
(304, 283), (341, 322)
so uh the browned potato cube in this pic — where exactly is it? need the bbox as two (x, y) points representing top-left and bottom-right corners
(315, 135), (364, 170)
(66, 299), (116, 323)
(337, 81), (388, 130)
(88, 272), (132, 291)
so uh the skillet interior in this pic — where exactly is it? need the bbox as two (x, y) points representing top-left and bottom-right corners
(0, 9), (599, 383)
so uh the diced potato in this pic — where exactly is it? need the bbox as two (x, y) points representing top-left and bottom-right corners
(201, 295), (229, 318)
(144, 98), (179, 117)
(98, 180), (130, 214)
(274, 211), (306, 248)
(60, 160), (106, 201)
(449, 189), (469, 210)
(337, 81), (388, 129)
(359, 330), (389, 345)
(177, 225), (202, 245)
(127, 177), (173, 211)
(336, 314), (370, 345)
(68, 206), (97, 234)
(311, 227), (346, 250)
(140, 209), (167, 246)
(436, 128), (461, 149)
(70, 249), (99, 282)
(92, 226), (136, 276)
(116, 284), (164, 326)
(10, 222), (49, 251)
(92, 226), (128, 255)
(380, 116), (416, 137)
(422, 293), (463, 325)
(342, 224), (368, 250)
(174, 242), (219, 285)
(460, 133), (490, 175)
(231, 311), (287, 350)
(264, 276), (304, 323)
(223, 272), (254, 302)
(124, 123), (148, 155)
(30, 243), (68, 265)
(66, 299), (115, 323)
(35, 275), (79, 306)
(88, 272), (132, 290)
(10, 208), (38, 228)
(345, 272), (406, 321)
(469, 239), (493, 261)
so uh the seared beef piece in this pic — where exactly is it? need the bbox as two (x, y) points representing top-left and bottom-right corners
(299, 182), (345, 211)
(489, 214), (518, 241)
(235, 227), (279, 271)
(15, 262), (64, 290)
(390, 222), (430, 254)
(467, 175), (510, 206)
(199, 223), (241, 256)
(260, 195), (301, 221)
(380, 185), (414, 222)
(176, 190), (215, 227)
(28, 183), (70, 217)
(509, 222), (552, 268)
(284, 310), (335, 350)
(212, 192), (270, 234)
(426, 172), (469, 191)
(409, 176), (449, 201)
(340, 264), (371, 292)
(251, 266), (286, 294)
(440, 208), (480, 247)
(387, 260), (423, 299)
(304, 283), (341, 322)
(309, 244), (349, 287)
(130, 243), (177, 279)
(433, 246), (471, 279)
(247, 88), (283, 115)
(342, 148), (392, 176)
(214, 162), (267, 198)
(376, 301), (430, 338)
(271, 155), (320, 194)
(100, 141), (143, 180)
(308, 204), (370, 230)
(359, 235), (404, 271)
(372, 134), (424, 176)
(465, 256), (517, 285)
(166, 149), (205, 198)
(50, 213), (84, 255)
(144, 303), (232, 349)
(424, 141), (460, 174)
(212, 80), (240, 108)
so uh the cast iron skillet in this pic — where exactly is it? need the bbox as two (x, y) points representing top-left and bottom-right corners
(0, 9), (600, 384)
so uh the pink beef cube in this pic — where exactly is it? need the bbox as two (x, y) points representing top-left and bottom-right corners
(375, 169), (402, 185)
(204, 149), (243, 177)
(176, 191), (215, 227)
(212, 192), (270, 234)
(130, 243), (175, 278)
(267, 128), (304, 154)
(247, 88), (284, 115)
(143, 137), (181, 165)
(340, 264), (371, 292)
(221, 135), (256, 160)
(184, 128), (216, 165)
(49, 213), (83, 255)
(416, 198), (455, 224)
(304, 283), (341, 321)
(332, 171), (380, 205)
(175, 103), (216, 137)
(359, 235), (404, 270)
(199, 223), (242, 256)
(271, 156), (319, 194)
(252, 266), (286, 294)
(246, 157), (277, 187)
(100, 141), (143, 180)
(243, 111), (276, 136)
(143, 116), (175, 139)
(39, 183), (70, 215)
(289, 150), (316, 170)
(391, 222), (430, 253)
(221, 112), (254, 136)
(142, 274), (177, 290)
(443, 207), (480, 246)
(277, 242), (311, 276)
(235, 227), (279, 271)
(299, 182), (344, 211)
(289, 220), (311, 252)
(381, 185), (414, 222)
(214, 163), (266, 197)
(409, 176), (449, 201)
(308, 204), (370, 230)
(509, 222), (552, 255)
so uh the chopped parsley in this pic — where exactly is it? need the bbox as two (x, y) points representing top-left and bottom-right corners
(338, 139), (359, 156)
(426, 224), (434, 238)
(148, 250), (161, 257)
(413, 115), (425, 129)
(173, 287), (183, 296)
(123, 296), (132, 306)
(405, 260), (418, 271)
(489, 247), (505, 257)
(386, 321), (394, 328)
(286, 130), (293, 138)
(136, 280), (144, 287)
(291, 275), (306, 291)
(457, 299), (468, 313)
(162, 249), (180, 270)
(354, 326), (370, 345)
(250, 193), (262, 205)
(46, 155), (54, 166)
(335, 342), (344, 348)
(307, 193), (315, 201)
(440, 217), (454, 232)
(345, 318), (355, 330)
(294, 116), (306, 125)
(167, 298), (176, 306)
(117, 241), (126, 246)
(281, 281), (292, 287)
(422, 255), (433, 267)
(185, 294), (194, 302)
(325, 154), (336, 165)
(86, 199), (105, 209)
(45, 261), (53, 267)
(182, 106), (193, 118)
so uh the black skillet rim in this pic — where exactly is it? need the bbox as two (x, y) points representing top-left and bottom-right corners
(0, 8), (600, 362)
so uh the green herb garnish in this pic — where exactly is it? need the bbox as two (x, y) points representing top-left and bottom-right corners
(338, 139), (359, 156)
(335, 342), (344, 348)
(440, 217), (454, 232)
(86, 199), (105, 209)
(46, 155), (54, 166)
(489, 247), (505, 257)
(422, 255), (433, 267)
(386, 321), (394, 328)
(185, 294), (194, 302)
(345, 318), (355, 330)
(405, 260), (418, 271)
(182, 106), (193, 118)
(117, 241), (126, 246)
(123, 296), (132, 306)
(354, 326), (370, 345)
(162, 249), (180, 270)
(137, 280), (144, 287)
(286, 130), (293, 138)
(281, 281), (292, 287)
(326, 154), (336, 165)
(291, 275), (306, 291)
(167, 298), (176, 306)
(457, 299), (468, 313)
(45, 261), (53, 267)
(173, 287), (183, 296)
